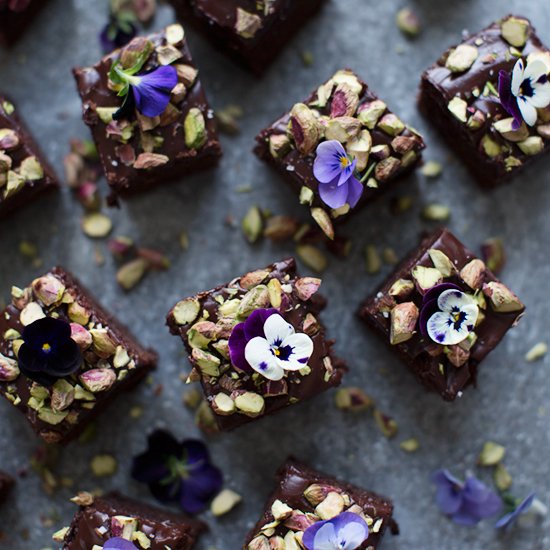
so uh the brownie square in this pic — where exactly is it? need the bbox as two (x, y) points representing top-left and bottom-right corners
(0, 0), (50, 47)
(166, 257), (346, 431)
(255, 69), (425, 236)
(419, 15), (550, 188)
(170, 0), (327, 74)
(0, 96), (58, 218)
(0, 267), (157, 444)
(60, 492), (205, 549)
(244, 459), (396, 549)
(0, 471), (14, 505)
(72, 24), (222, 203)
(359, 228), (525, 401)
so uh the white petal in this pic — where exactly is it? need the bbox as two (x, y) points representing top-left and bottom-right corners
(511, 58), (524, 96)
(338, 522), (369, 550)
(528, 82), (550, 108)
(427, 312), (471, 346)
(263, 314), (295, 347)
(522, 60), (548, 83)
(276, 333), (314, 372)
(518, 97), (538, 126)
(313, 523), (339, 550)
(438, 289), (478, 318)
(245, 337), (284, 381)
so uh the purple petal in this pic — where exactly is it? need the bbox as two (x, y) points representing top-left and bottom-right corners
(313, 140), (347, 183)
(318, 178), (351, 209)
(432, 470), (464, 516)
(103, 538), (137, 550)
(133, 66), (178, 117)
(303, 512), (369, 550)
(498, 69), (523, 130)
(345, 175), (363, 207)
(461, 476), (502, 521)
(228, 323), (250, 372)
(422, 283), (461, 305)
(179, 463), (224, 514)
(182, 439), (210, 466)
(495, 493), (536, 529)
(244, 308), (278, 341)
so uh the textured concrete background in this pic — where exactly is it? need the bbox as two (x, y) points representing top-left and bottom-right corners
(0, 0), (548, 548)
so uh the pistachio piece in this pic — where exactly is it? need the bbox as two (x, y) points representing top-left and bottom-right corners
(518, 136), (544, 156)
(296, 245), (328, 273)
(38, 407), (68, 425)
(52, 527), (70, 543)
(0, 353), (19, 381)
(467, 109), (486, 130)
(295, 277), (321, 301)
(120, 37), (153, 69)
(113, 346), (130, 369)
(334, 387), (373, 412)
(310, 207), (334, 240)
(242, 206), (263, 243)
(445, 344), (470, 367)
(396, 8), (421, 37)
(421, 204), (450, 222)
(536, 123), (550, 139)
(19, 156), (43, 181)
(240, 269), (270, 290)
(267, 278), (283, 308)
(422, 160), (442, 178)
(332, 70), (363, 94)
(289, 103), (321, 154)
(365, 244), (381, 275)
(175, 64), (198, 87)
(374, 409), (398, 438)
(268, 134), (291, 158)
(0, 128), (20, 150)
(428, 249), (455, 277)
(172, 297), (200, 325)
(191, 348), (221, 377)
(483, 282), (524, 313)
(211, 489), (242, 517)
(315, 491), (345, 520)
(525, 342), (547, 362)
(448, 97), (468, 122)
(390, 302), (419, 345)
(271, 499), (293, 521)
(247, 535), (270, 550)
(90, 454), (118, 477)
(357, 100), (387, 129)
(389, 278), (415, 299)
(446, 44), (478, 72)
(374, 157), (401, 181)
(324, 116), (361, 143)
(70, 323), (93, 349)
(212, 393), (235, 416)
(157, 44), (183, 65)
(480, 135), (502, 157)
(184, 108), (207, 149)
(166, 23), (185, 45)
(51, 379), (75, 412)
(330, 83), (359, 117)
(481, 238), (506, 274)
(264, 215), (299, 241)
(237, 284), (270, 317)
(299, 186), (314, 205)
(494, 463), (513, 492)
(235, 7), (262, 38)
(20, 302), (45, 326)
(400, 438), (420, 452)
(377, 113), (405, 136)
(346, 129), (372, 171)
(80, 369), (116, 393)
(391, 135), (418, 155)
(90, 329), (117, 358)
(82, 212), (113, 238)
(234, 392), (265, 417)
(478, 441), (506, 466)
(411, 266), (442, 292)
(32, 275), (65, 306)
(493, 118), (529, 142)
(500, 17), (530, 48)
(302, 313), (320, 336)
(460, 259), (486, 289)
(4, 170), (24, 198)
(117, 258), (149, 291)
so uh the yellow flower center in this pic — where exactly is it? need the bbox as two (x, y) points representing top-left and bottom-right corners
(274, 348), (281, 356)
(340, 155), (350, 169)
(42, 342), (51, 353)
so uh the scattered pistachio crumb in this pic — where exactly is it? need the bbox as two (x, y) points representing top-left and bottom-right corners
(422, 161), (443, 178)
(210, 489), (242, 516)
(493, 463), (513, 491)
(296, 244), (328, 273)
(183, 388), (202, 409)
(90, 454), (118, 477)
(301, 50), (314, 66)
(19, 240), (38, 258)
(129, 405), (143, 419)
(82, 212), (113, 239)
(373, 409), (398, 438)
(400, 438), (420, 452)
(215, 105), (243, 135)
(421, 203), (450, 222)
(478, 441), (506, 466)
(241, 206), (263, 243)
(334, 387), (374, 412)
(396, 8), (421, 37)
(365, 245), (381, 274)
(525, 342), (547, 362)
(180, 231), (189, 250)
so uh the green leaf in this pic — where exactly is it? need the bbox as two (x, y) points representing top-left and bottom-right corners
(109, 60), (126, 86)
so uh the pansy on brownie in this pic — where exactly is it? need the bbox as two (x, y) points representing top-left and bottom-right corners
(54, 491), (205, 549)
(255, 69), (425, 241)
(419, 14), (550, 188)
(72, 23), (221, 203)
(359, 228), (525, 401)
(244, 459), (397, 550)
(166, 258), (346, 431)
(0, 267), (156, 444)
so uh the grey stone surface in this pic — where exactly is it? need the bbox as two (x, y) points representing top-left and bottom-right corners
(0, 0), (549, 548)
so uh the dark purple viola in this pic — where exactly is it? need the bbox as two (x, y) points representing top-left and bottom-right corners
(103, 537), (137, 549)
(17, 317), (83, 386)
(432, 469), (502, 526)
(131, 429), (223, 515)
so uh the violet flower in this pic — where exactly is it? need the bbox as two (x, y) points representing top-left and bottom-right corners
(313, 140), (364, 210)
(131, 429), (223, 514)
(17, 317), (83, 386)
(498, 58), (550, 129)
(496, 492), (539, 529)
(228, 308), (314, 381)
(103, 538), (137, 549)
(302, 512), (369, 550)
(100, 16), (137, 53)
(419, 283), (478, 345)
(432, 469), (502, 526)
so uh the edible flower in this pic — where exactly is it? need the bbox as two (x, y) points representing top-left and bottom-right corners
(498, 58), (550, 129)
(103, 538), (137, 549)
(228, 308), (314, 381)
(302, 512), (369, 550)
(313, 140), (363, 210)
(17, 317), (83, 386)
(100, 12), (137, 53)
(496, 492), (547, 529)
(432, 469), (502, 525)
(419, 283), (478, 346)
(131, 429), (223, 514)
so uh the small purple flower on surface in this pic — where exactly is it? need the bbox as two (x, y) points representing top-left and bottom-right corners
(498, 58), (550, 129)
(495, 493), (537, 529)
(229, 308), (314, 381)
(302, 512), (369, 550)
(132, 429), (223, 514)
(313, 140), (364, 210)
(103, 538), (138, 549)
(100, 17), (137, 53)
(17, 317), (83, 386)
(419, 284), (478, 346)
(432, 469), (502, 526)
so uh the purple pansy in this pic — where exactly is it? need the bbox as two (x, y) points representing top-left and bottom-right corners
(17, 317), (83, 386)
(100, 17), (137, 53)
(228, 308), (314, 381)
(103, 538), (138, 549)
(302, 512), (369, 550)
(419, 283), (478, 346)
(495, 493), (537, 529)
(313, 140), (364, 210)
(432, 469), (502, 526)
(498, 58), (550, 130)
(131, 429), (223, 514)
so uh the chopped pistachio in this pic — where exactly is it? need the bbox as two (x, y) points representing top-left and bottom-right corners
(365, 245), (381, 275)
(90, 454), (118, 477)
(478, 441), (506, 466)
(494, 463), (513, 491)
(500, 17), (530, 48)
(184, 108), (207, 149)
(525, 342), (547, 362)
(518, 136), (544, 156)
(396, 8), (421, 37)
(296, 245), (328, 273)
(373, 409), (398, 438)
(421, 203), (450, 222)
(481, 135), (502, 158)
(390, 302), (418, 344)
(242, 206), (263, 243)
(82, 213), (113, 239)
(446, 44), (478, 72)
(234, 392), (265, 417)
(483, 281), (524, 312)
(172, 297), (200, 325)
(400, 438), (420, 452)
(447, 97), (468, 122)
(211, 489), (242, 516)
(421, 160), (442, 178)
(116, 258), (149, 291)
(428, 249), (454, 277)
(235, 7), (262, 38)
(411, 265), (442, 291)
(334, 387), (374, 412)
(289, 103), (321, 154)
(310, 207), (334, 240)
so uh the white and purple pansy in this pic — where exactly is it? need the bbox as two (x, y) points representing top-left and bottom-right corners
(228, 308), (314, 381)
(419, 283), (479, 346)
(302, 511), (369, 550)
(313, 140), (364, 210)
(498, 58), (550, 129)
